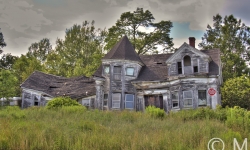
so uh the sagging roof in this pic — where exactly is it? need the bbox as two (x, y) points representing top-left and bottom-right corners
(201, 49), (221, 75)
(21, 71), (95, 99)
(103, 36), (144, 64)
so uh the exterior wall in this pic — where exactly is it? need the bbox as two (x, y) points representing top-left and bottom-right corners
(132, 77), (221, 112)
(96, 60), (143, 111)
(21, 89), (51, 108)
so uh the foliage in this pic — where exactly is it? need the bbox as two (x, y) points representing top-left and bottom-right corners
(221, 75), (250, 109)
(0, 107), (250, 149)
(0, 28), (6, 54)
(27, 38), (52, 63)
(46, 97), (81, 109)
(12, 55), (44, 84)
(199, 14), (250, 81)
(0, 69), (18, 99)
(105, 7), (174, 54)
(0, 53), (18, 70)
(45, 21), (106, 77)
(145, 105), (165, 118)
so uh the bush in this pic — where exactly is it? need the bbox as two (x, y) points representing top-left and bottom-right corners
(46, 97), (81, 109)
(145, 106), (165, 119)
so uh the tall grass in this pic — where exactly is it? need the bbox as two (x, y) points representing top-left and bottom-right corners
(0, 106), (249, 149)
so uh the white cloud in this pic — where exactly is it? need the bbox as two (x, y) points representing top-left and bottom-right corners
(0, 0), (53, 33)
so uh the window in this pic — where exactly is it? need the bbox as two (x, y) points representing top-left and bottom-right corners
(126, 67), (134, 76)
(114, 66), (122, 80)
(193, 66), (198, 73)
(198, 90), (207, 106)
(177, 62), (182, 74)
(82, 99), (90, 106)
(183, 91), (193, 107)
(172, 92), (179, 108)
(184, 56), (191, 66)
(103, 65), (110, 74)
(125, 94), (134, 109)
(103, 94), (108, 107)
(112, 93), (121, 108)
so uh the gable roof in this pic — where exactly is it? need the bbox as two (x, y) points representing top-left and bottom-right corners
(134, 54), (173, 81)
(166, 42), (210, 64)
(103, 36), (144, 64)
(201, 49), (221, 75)
(21, 71), (95, 99)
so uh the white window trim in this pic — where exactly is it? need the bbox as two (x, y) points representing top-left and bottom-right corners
(112, 93), (121, 108)
(183, 90), (193, 108)
(125, 94), (134, 109)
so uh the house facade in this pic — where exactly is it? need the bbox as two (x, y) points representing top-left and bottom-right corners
(21, 36), (222, 112)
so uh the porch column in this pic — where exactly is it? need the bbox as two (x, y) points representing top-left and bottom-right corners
(95, 80), (104, 110)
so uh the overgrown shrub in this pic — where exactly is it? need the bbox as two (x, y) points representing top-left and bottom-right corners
(46, 97), (81, 109)
(145, 106), (165, 119)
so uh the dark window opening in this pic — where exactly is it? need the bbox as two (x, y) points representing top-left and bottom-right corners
(194, 66), (198, 73)
(177, 62), (182, 74)
(144, 95), (163, 109)
(103, 94), (108, 107)
(184, 56), (191, 66)
(34, 102), (39, 106)
(198, 90), (207, 106)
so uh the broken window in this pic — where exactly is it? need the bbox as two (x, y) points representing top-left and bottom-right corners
(103, 65), (110, 74)
(177, 62), (182, 74)
(172, 92), (179, 108)
(82, 99), (90, 107)
(114, 66), (122, 80)
(198, 90), (207, 106)
(112, 93), (121, 108)
(126, 67), (134, 76)
(103, 94), (108, 107)
(183, 91), (193, 107)
(125, 94), (134, 109)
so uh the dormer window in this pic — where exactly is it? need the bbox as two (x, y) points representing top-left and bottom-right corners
(184, 56), (191, 66)
(126, 67), (134, 76)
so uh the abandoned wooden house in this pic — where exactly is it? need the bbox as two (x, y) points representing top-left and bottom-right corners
(21, 36), (222, 112)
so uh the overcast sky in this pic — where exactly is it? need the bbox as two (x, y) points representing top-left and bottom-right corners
(1, 0), (250, 56)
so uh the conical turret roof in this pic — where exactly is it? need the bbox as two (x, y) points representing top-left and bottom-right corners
(103, 36), (143, 64)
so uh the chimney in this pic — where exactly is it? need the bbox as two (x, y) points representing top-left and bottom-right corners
(189, 37), (196, 48)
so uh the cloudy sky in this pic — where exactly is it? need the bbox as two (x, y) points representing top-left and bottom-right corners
(0, 0), (250, 56)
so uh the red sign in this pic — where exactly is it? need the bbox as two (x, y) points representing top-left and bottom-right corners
(208, 88), (216, 96)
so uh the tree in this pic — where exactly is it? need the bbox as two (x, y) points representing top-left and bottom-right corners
(13, 55), (44, 84)
(27, 38), (52, 63)
(221, 75), (250, 109)
(105, 7), (174, 54)
(199, 14), (250, 81)
(45, 21), (106, 77)
(0, 69), (18, 100)
(0, 28), (7, 54)
(0, 53), (18, 70)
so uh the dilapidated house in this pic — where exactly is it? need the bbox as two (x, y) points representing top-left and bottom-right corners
(21, 36), (222, 112)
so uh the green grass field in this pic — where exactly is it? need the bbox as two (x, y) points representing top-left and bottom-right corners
(0, 106), (249, 150)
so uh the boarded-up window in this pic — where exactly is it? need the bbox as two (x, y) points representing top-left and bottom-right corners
(183, 91), (193, 107)
(172, 92), (179, 108)
(144, 95), (163, 109)
(112, 93), (121, 108)
(125, 94), (134, 109)
(114, 66), (122, 80)
(198, 90), (207, 106)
